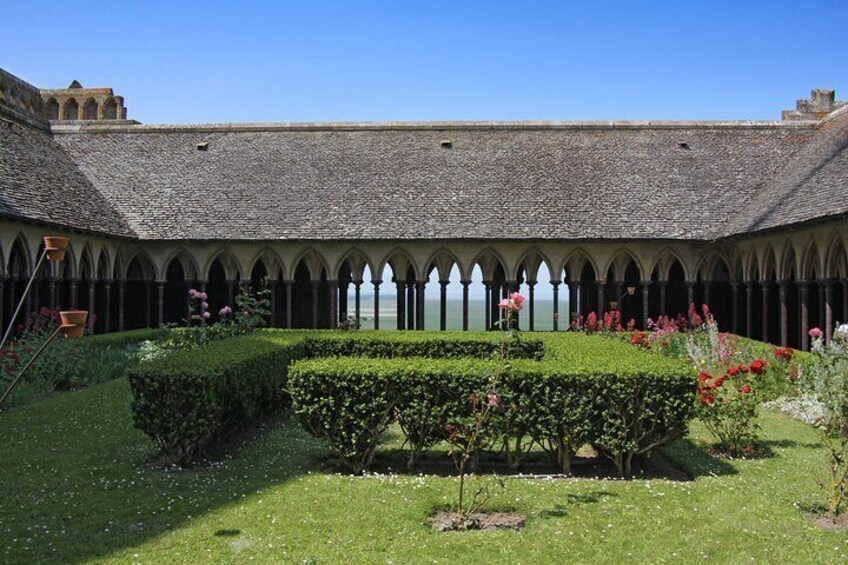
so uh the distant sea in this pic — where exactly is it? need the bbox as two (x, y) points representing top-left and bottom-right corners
(350, 298), (570, 331)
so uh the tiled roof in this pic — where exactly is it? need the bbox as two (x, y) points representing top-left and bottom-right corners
(49, 121), (816, 241)
(0, 108), (135, 237)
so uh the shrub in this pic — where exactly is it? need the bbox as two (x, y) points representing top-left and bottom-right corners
(128, 335), (303, 465)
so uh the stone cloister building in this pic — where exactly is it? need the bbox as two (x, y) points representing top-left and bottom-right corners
(1, 67), (847, 350)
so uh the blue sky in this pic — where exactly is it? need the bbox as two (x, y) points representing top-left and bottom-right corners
(5, 0), (847, 124)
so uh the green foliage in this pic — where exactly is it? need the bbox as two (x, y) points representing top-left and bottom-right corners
(128, 334), (303, 465)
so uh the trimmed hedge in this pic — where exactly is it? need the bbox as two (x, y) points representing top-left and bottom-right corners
(288, 344), (695, 475)
(128, 335), (303, 465)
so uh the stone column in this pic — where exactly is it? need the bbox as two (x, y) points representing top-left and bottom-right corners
(551, 280), (561, 331)
(87, 279), (96, 333)
(144, 280), (152, 328)
(0, 277), (5, 332)
(461, 280), (470, 331)
(613, 281), (623, 311)
(372, 280), (382, 330)
(641, 280), (651, 329)
(396, 280), (405, 330)
(483, 281), (492, 330)
(311, 281), (320, 328)
(268, 279), (278, 327)
(328, 280), (339, 329)
(226, 279), (236, 308)
(354, 279), (362, 326)
(658, 281), (667, 317)
(117, 280), (125, 332)
(824, 279), (834, 343)
(156, 281), (165, 327)
(761, 280), (771, 343)
(597, 281), (605, 318)
(48, 277), (57, 309)
(339, 280), (349, 323)
(843, 279), (848, 324)
(407, 280), (416, 330)
(703, 280), (712, 309)
(103, 279), (112, 333)
(745, 281), (754, 338)
(7, 279), (15, 330)
(686, 281), (696, 308)
(415, 281), (426, 330)
(799, 281), (809, 351)
(69, 278), (79, 309)
(819, 280), (827, 335)
(284, 280), (293, 328)
(439, 280), (449, 331)
(528, 281), (537, 331)
(730, 282), (740, 335)
(568, 281), (578, 325)
(777, 280), (788, 346)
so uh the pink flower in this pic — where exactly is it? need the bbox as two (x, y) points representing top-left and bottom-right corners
(202, 311), (211, 319)
(510, 292), (526, 306)
(201, 302), (209, 310)
(219, 306), (232, 317)
(498, 298), (510, 310)
(188, 288), (198, 298)
(486, 391), (501, 407)
(809, 327), (823, 339)
(199, 292), (208, 301)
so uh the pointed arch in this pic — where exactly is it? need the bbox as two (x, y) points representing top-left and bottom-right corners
(380, 247), (419, 282)
(562, 248), (599, 282)
(468, 248), (507, 282)
(335, 247), (375, 282)
(648, 248), (690, 282)
(96, 248), (112, 280)
(514, 248), (554, 283)
(203, 248), (242, 281)
(424, 248), (461, 282)
(824, 232), (848, 279)
(603, 248), (646, 282)
(800, 239), (822, 280)
(759, 244), (778, 281)
(6, 233), (31, 278)
(123, 248), (156, 280)
(161, 247), (201, 281)
(78, 244), (96, 281)
(292, 248), (330, 281)
(246, 248), (284, 281)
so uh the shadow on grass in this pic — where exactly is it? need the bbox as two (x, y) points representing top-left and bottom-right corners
(0, 379), (321, 565)
(538, 491), (619, 519)
(661, 438), (738, 478)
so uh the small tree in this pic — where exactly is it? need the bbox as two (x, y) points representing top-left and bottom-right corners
(804, 326), (848, 516)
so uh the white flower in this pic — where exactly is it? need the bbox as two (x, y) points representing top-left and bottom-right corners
(835, 323), (848, 337)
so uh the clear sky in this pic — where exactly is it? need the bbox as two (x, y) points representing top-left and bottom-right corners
(5, 0), (847, 124)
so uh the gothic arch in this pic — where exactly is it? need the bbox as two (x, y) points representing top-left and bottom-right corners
(800, 239), (823, 280)
(648, 248), (690, 282)
(161, 247), (200, 281)
(203, 249), (242, 281)
(292, 248), (330, 281)
(247, 248), (284, 281)
(604, 248), (646, 282)
(562, 248), (599, 282)
(468, 248), (508, 282)
(380, 247), (419, 282)
(514, 248), (554, 283)
(335, 247), (375, 282)
(825, 232), (848, 279)
(424, 248), (462, 282)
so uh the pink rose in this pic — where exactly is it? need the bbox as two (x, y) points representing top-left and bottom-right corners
(809, 327), (823, 339)
(201, 302), (209, 310)
(188, 289), (198, 298)
(202, 311), (211, 319)
(510, 292), (526, 306)
(498, 298), (510, 310)
(199, 292), (208, 300)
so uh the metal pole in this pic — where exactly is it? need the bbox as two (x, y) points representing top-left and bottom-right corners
(0, 324), (63, 407)
(0, 248), (48, 354)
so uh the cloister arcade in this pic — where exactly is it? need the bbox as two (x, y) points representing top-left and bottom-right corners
(1, 219), (845, 350)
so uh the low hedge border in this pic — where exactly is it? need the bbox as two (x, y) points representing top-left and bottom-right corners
(302, 333), (544, 360)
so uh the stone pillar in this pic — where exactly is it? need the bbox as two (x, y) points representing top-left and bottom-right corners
(703, 280), (712, 308)
(354, 279), (362, 326)
(461, 280), (470, 331)
(843, 279), (848, 324)
(339, 280), (349, 323)
(597, 281), (605, 318)
(103, 280), (112, 333)
(761, 280), (771, 343)
(798, 281), (810, 351)
(745, 281), (755, 338)
(528, 281), (536, 331)
(551, 280), (561, 331)
(730, 282), (740, 335)
(284, 280), (293, 328)
(226, 279), (236, 308)
(824, 279), (834, 343)
(7, 279), (15, 330)
(144, 280), (152, 328)
(69, 278), (79, 309)
(156, 281), (165, 327)
(613, 281), (623, 311)
(483, 281), (492, 330)
(396, 280), (405, 330)
(0, 278), (5, 332)
(311, 281), (320, 328)
(118, 280), (125, 332)
(658, 281), (667, 317)
(568, 281), (578, 324)
(819, 280), (827, 335)
(777, 280), (788, 346)
(641, 280), (651, 329)
(407, 280), (416, 330)
(686, 281), (696, 308)
(48, 277), (57, 309)
(328, 280), (339, 329)
(268, 279), (278, 327)
(372, 280), (382, 330)
(415, 281), (426, 330)
(439, 280), (449, 331)
(87, 279), (96, 333)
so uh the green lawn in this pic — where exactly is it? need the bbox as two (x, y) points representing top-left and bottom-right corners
(1, 375), (846, 564)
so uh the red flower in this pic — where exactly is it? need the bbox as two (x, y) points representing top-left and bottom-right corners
(701, 394), (715, 405)
(749, 360), (765, 375)
(713, 376), (725, 388)
(738, 365), (749, 373)
(698, 372), (709, 382)
(727, 367), (739, 377)
(740, 385), (752, 394)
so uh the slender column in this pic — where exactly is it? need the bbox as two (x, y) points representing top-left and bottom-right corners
(761, 280), (771, 343)
(613, 281), (623, 311)
(641, 280), (651, 329)
(824, 279), (834, 343)
(574, 281), (582, 319)
(372, 280), (382, 330)
(799, 281), (810, 351)
(226, 279), (236, 307)
(461, 280), (470, 331)
(658, 281), (667, 317)
(69, 278), (79, 309)
(396, 280), (405, 330)
(551, 281), (561, 331)
(144, 280), (152, 328)
(407, 280), (416, 330)
(415, 281), (426, 330)
(103, 280), (112, 333)
(268, 279), (278, 327)
(311, 281), (320, 328)
(339, 281), (349, 322)
(686, 281), (696, 307)
(48, 277), (57, 309)
(0, 278), (5, 332)
(483, 281), (492, 330)
(117, 280), (125, 332)
(284, 280), (293, 328)
(354, 279), (362, 326)
(703, 280), (712, 308)
(156, 281), (165, 327)
(32, 277), (40, 313)
(730, 282), (740, 335)
(528, 281), (537, 331)
(87, 279), (96, 333)
(568, 281), (578, 324)
(328, 280), (339, 329)
(843, 279), (848, 324)
(777, 280), (788, 346)
(745, 281), (754, 338)
(819, 280), (826, 334)
(439, 280), (449, 331)
(597, 281), (605, 317)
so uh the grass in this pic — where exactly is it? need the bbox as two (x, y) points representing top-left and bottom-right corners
(1, 374), (847, 563)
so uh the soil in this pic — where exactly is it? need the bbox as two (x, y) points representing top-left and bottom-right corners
(805, 511), (848, 531)
(428, 511), (525, 532)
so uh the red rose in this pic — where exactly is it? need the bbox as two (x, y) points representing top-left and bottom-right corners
(698, 372), (709, 382)
(740, 385), (752, 394)
(727, 367), (739, 377)
(714, 376), (725, 388)
(738, 365), (749, 373)
(702, 394), (715, 405)
(749, 360), (765, 375)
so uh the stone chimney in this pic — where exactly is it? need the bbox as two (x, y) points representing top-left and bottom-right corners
(782, 89), (846, 121)
(40, 80), (133, 123)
